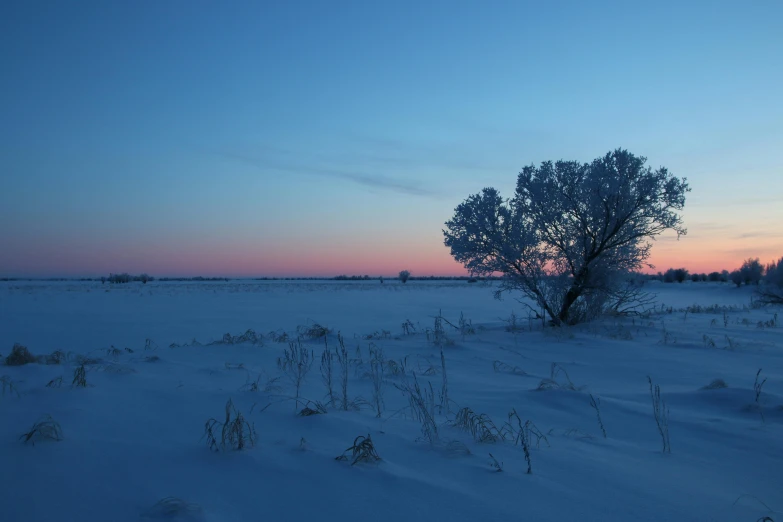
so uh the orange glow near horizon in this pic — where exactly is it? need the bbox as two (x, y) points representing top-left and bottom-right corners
(2, 230), (780, 278)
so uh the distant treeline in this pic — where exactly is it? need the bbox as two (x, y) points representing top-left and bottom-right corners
(156, 276), (231, 282)
(104, 273), (153, 284)
(333, 275), (503, 281)
(1, 275), (504, 282)
(654, 256), (782, 287)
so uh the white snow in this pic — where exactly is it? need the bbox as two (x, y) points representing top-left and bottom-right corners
(1, 280), (781, 521)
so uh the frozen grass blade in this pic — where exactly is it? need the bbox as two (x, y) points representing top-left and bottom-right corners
(20, 415), (63, 445)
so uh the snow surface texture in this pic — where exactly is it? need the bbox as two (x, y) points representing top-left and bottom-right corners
(1, 280), (781, 521)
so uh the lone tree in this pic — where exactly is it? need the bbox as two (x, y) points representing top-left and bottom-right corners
(399, 270), (411, 283)
(443, 149), (690, 326)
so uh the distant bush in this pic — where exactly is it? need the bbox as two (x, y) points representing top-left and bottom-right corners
(107, 273), (154, 284)
(707, 272), (722, 282)
(690, 273), (700, 282)
(730, 270), (743, 287)
(740, 258), (763, 285)
(399, 270), (411, 283)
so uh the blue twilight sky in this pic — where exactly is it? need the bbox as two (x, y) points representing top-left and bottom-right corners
(1, 0), (781, 277)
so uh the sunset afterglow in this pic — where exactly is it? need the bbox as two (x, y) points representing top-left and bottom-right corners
(2, 2), (781, 278)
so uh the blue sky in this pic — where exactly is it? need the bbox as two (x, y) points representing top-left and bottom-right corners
(1, 0), (781, 276)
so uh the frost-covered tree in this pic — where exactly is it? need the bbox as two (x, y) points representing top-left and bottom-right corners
(399, 270), (411, 283)
(757, 257), (783, 304)
(443, 149), (689, 326)
(740, 258), (763, 285)
(730, 270), (743, 287)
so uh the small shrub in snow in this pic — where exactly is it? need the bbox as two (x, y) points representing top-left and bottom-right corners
(335, 434), (381, 465)
(399, 270), (411, 283)
(296, 322), (330, 339)
(141, 497), (204, 521)
(648, 376), (671, 453)
(45, 350), (67, 365)
(5, 344), (39, 366)
(20, 415), (63, 445)
(203, 399), (256, 451)
(46, 376), (63, 388)
(701, 378), (727, 390)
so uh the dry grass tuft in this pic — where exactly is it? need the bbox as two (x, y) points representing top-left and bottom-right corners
(298, 400), (328, 416)
(46, 376), (64, 388)
(1, 375), (21, 398)
(203, 399), (256, 451)
(335, 434), (381, 465)
(72, 364), (88, 388)
(448, 407), (503, 443)
(20, 415), (63, 445)
(648, 376), (671, 453)
(537, 363), (580, 391)
(493, 360), (526, 376)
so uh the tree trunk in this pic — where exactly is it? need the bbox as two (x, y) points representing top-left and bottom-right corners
(557, 286), (582, 325)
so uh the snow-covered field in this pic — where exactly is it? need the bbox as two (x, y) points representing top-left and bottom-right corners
(1, 280), (781, 522)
